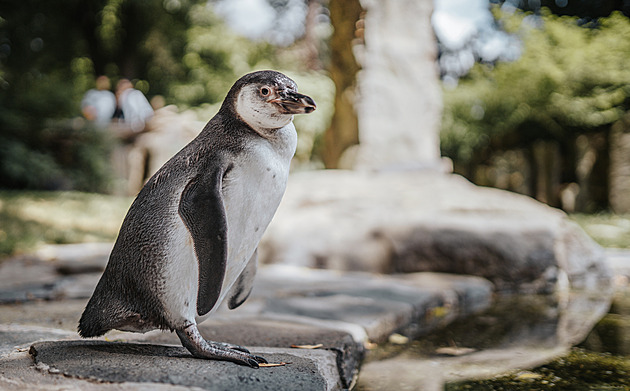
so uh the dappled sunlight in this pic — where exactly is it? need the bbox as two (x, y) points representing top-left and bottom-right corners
(13, 193), (131, 236)
(0, 192), (132, 256)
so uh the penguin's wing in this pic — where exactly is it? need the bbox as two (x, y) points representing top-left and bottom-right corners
(179, 166), (228, 316)
(227, 248), (258, 310)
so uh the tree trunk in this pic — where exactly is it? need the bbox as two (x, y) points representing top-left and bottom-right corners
(609, 113), (630, 213)
(320, 0), (363, 168)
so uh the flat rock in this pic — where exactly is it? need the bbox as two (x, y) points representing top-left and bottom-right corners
(260, 170), (612, 293)
(128, 267), (492, 388)
(0, 299), (88, 331)
(137, 318), (362, 389)
(0, 257), (59, 303)
(30, 340), (341, 391)
(0, 261), (493, 390)
(0, 272), (101, 304)
(0, 248), (103, 303)
(250, 266), (494, 342)
(0, 324), (75, 357)
(34, 243), (112, 275)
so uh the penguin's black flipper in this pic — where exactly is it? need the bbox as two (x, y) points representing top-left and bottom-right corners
(227, 248), (258, 310)
(179, 166), (228, 316)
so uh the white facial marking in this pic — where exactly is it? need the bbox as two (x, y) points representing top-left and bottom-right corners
(235, 84), (293, 132)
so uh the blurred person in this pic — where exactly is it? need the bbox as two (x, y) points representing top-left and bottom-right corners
(110, 79), (157, 195)
(114, 78), (154, 133)
(81, 75), (116, 129)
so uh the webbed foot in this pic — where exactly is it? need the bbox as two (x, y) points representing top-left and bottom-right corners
(176, 324), (267, 368)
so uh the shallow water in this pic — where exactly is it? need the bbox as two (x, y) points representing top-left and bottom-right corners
(359, 284), (624, 390)
(445, 287), (630, 390)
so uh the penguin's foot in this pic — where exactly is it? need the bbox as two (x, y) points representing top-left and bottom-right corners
(212, 341), (252, 353)
(176, 324), (267, 368)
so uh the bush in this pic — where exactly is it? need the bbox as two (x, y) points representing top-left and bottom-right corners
(0, 120), (115, 193)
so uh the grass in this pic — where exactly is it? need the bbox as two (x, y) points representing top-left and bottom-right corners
(570, 213), (630, 249)
(0, 191), (132, 259)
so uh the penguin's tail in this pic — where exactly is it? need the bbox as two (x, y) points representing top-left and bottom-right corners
(78, 303), (111, 338)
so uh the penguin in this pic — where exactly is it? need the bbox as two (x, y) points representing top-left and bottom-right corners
(78, 70), (316, 368)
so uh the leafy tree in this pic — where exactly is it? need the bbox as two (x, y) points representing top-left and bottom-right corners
(441, 10), (630, 196)
(0, 0), (278, 190)
(168, 3), (277, 108)
(493, 0), (630, 19)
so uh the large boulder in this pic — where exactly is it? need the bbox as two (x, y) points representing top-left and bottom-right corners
(260, 170), (612, 293)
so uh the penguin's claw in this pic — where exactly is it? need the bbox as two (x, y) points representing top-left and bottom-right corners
(243, 354), (268, 368)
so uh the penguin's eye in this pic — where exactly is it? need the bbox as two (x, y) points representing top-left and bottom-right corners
(260, 87), (271, 97)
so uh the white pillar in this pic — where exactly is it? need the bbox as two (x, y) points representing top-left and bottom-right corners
(353, 0), (443, 171)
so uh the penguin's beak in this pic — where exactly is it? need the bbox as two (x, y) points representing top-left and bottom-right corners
(270, 91), (317, 114)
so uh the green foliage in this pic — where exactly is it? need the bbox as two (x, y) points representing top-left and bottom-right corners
(0, 0), (297, 191)
(167, 3), (278, 108)
(570, 213), (630, 248)
(441, 10), (630, 165)
(0, 121), (115, 192)
(0, 139), (65, 190)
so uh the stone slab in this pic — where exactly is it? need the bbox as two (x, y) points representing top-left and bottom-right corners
(136, 317), (362, 389)
(0, 324), (76, 357)
(252, 266), (494, 342)
(30, 340), (341, 391)
(0, 254), (101, 304)
(0, 299), (87, 331)
(0, 257), (493, 390)
(34, 243), (112, 275)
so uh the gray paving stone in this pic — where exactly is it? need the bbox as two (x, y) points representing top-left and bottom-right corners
(34, 243), (112, 275)
(0, 255), (100, 304)
(0, 299), (87, 331)
(136, 317), (362, 389)
(0, 324), (75, 357)
(254, 266), (494, 342)
(30, 340), (341, 391)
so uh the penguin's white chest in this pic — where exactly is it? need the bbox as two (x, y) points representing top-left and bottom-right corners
(164, 124), (297, 326)
(220, 138), (293, 293)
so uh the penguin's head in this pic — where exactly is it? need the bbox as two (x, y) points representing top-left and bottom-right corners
(228, 70), (316, 132)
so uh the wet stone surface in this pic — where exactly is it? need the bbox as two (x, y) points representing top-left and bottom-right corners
(357, 287), (622, 391)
